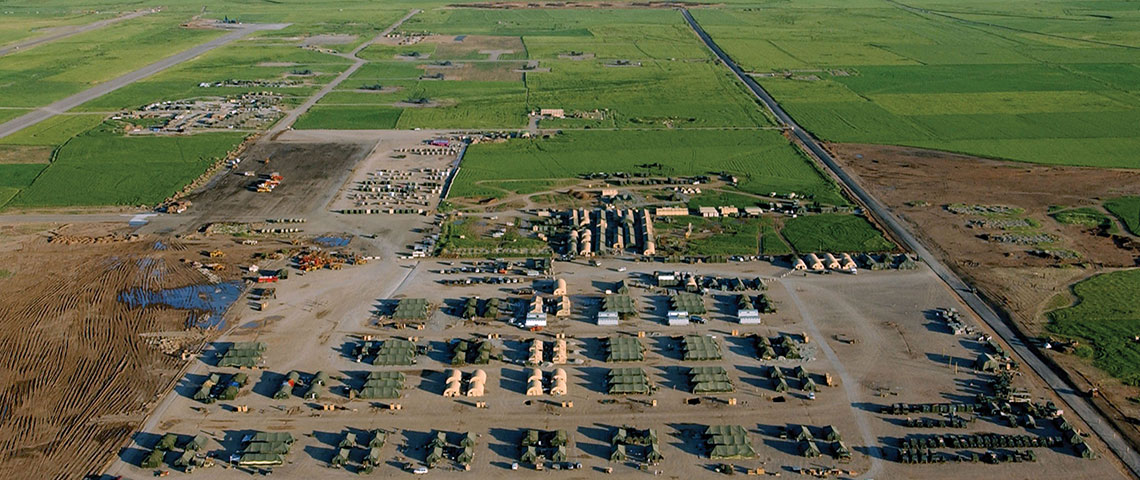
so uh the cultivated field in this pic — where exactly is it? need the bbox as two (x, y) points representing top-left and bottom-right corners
(0, 2), (1136, 479)
(451, 129), (847, 206)
(692, 0), (1140, 168)
(1049, 269), (1140, 386)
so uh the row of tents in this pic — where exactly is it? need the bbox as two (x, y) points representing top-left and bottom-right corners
(705, 425), (756, 459)
(330, 430), (387, 470)
(520, 429), (569, 464)
(354, 338), (420, 366)
(689, 366), (733, 394)
(218, 341), (266, 368)
(607, 367), (651, 395)
(140, 433), (211, 471)
(606, 336), (645, 362)
(682, 335), (722, 361)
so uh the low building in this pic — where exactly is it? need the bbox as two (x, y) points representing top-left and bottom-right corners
(719, 206), (739, 216)
(540, 108), (565, 118)
(698, 206), (720, 218)
(655, 207), (689, 217)
(525, 312), (548, 328)
(597, 311), (620, 326)
(738, 308), (761, 325)
(667, 310), (690, 326)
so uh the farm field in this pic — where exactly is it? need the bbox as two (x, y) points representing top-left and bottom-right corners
(781, 213), (896, 253)
(0, 10), (116, 46)
(1049, 269), (1140, 386)
(692, 0), (1140, 168)
(1105, 196), (1140, 236)
(654, 215), (761, 257)
(5, 121), (244, 208)
(2, 2), (1136, 479)
(0, 12), (225, 109)
(299, 7), (774, 130)
(451, 129), (847, 206)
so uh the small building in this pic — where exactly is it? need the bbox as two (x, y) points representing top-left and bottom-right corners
(743, 206), (763, 216)
(738, 308), (761, 325)
(540, 108), (565, 118)
(698, 206), (720, 218)
(597, 311), (620, 326)
(792, 257), (807, 271)
(525, 312), (548, 328)
(805, 253), (824, 271)
(600, 189), (618, 197)
(654, 207), (689, 217)
(824, 253), (842, 270)
(719, 206), (738, 216)
(667, 310), (690, 326)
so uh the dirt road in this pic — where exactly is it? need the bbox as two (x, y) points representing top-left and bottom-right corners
(0, 22), (288, 140)
(0, 9), (155, 57)
(266, 9), (421, 137)
(683, 8), (1140, 478)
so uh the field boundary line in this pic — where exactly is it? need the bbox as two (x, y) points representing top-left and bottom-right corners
(267, 9), (422, 138)
(681, 7), (1140, 477)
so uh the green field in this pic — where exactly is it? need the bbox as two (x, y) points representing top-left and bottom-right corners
(1104, 196), (1140, 236)
(294, 105), (403, 130)
(693, 1), (1140, 168)
(437, 217), (549, 257)
(1049, 269), (1140, 386)
(654, 215), (760, 257)
(1050, 206), (1116, 231)
(299, 7), (773, 130)
(452, 129), (846, 206)
(0, 13), (225, 109)
(0, 114), (107, 146)
(781, 213), (895, 253)
(7, 122), (245, 208)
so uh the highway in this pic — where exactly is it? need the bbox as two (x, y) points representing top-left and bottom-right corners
(0, 22), (288, 140)
(682, 8), (1140, 478)
(0, 9), (155, 57)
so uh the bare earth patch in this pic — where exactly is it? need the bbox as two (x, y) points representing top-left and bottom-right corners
(830, 142), (1140, 454)
(0, 145), (52, 164)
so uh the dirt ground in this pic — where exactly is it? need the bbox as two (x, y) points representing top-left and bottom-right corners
(99, 255), (1130, 479)
(830, 142), (1140, 460)
(0, 223), (294, 479)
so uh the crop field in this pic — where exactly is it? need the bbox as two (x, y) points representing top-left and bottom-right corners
(293, 105), (403, 130)
(654, 215), (760, 257)
(7, 122), (244, 208)
(1105, 196), (1140, 236)
(451, 129), (846, 205)
(74, 44), (354, 112)
(692, 0), (1140, 168)
(0, 13), (225, 109)
(1049, 269), (1140, 386)
(780, 213), (895, 253)
(300, 7), (774, 130)
(0, 11), (114, 45)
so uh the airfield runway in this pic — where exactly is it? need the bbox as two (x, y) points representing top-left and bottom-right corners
(0, 21), (288, 141)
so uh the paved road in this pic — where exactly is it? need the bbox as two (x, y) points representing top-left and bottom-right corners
(0, 22), (288, 140)
(0, 9), (155, 57)
(682, 8), (1140, 478)
(266, 9), (421, 137)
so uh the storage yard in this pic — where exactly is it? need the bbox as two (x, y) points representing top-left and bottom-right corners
(96, 248), (1125, 478)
